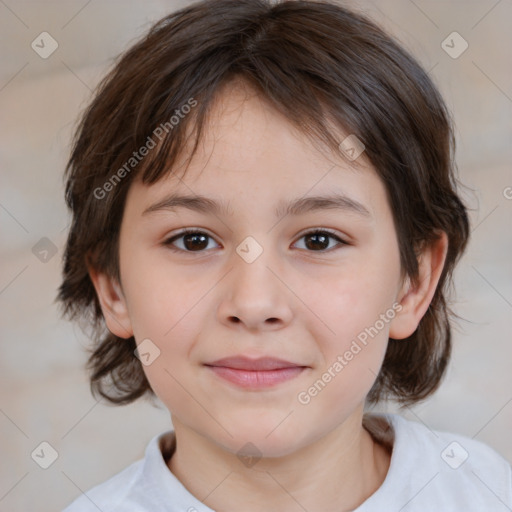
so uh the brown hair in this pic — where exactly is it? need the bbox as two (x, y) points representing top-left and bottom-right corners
(57, 0), (470, 407)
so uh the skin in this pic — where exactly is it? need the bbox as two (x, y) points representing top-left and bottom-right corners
(89, 80), (448, 512)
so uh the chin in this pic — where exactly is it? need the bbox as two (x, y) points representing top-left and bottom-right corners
(214, 420), (306, 459)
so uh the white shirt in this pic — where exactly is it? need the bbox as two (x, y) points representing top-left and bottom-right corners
(62, 413), (512, 511)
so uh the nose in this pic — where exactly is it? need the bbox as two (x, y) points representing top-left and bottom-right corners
(216, 247), (294, 332)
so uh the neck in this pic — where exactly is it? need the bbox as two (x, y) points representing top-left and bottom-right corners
(166, 411), (391, 512)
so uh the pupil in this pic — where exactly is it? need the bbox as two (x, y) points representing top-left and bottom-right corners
(184, 233), (208, 251)
(306, 233), (328, 250)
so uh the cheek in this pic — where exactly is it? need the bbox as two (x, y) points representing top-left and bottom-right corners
(120, 250), (209, 395)
(122, 247), (203, 338)
(299, 272), (393, 413)
(123, 265), (204, 413)
(307, 255), (400, 345)
(300, 251), (399, 401)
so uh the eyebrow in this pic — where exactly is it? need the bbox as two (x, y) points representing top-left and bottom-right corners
(142, 192), (372, 219)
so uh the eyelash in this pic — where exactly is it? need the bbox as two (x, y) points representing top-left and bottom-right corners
(162, 228), (348, 255)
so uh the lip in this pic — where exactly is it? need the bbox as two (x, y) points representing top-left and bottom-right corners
(204, 356), (309, 389)
(205, 356), (305, 371)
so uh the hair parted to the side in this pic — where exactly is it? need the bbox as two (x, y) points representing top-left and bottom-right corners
(57, 0), (470, 407)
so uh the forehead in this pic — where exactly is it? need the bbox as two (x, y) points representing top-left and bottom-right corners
(127, 83), (389, 222)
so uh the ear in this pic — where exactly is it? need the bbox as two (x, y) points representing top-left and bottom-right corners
(87, 260), (134, 339)
(389, 231), (448, 340)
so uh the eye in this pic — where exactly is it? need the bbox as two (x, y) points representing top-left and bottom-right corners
(163, 229), (219, 253)
(163, 228), (347, 254)
(293, 229), (347, 252)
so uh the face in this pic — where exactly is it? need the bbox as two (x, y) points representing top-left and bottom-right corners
(97, 82), (416, 458)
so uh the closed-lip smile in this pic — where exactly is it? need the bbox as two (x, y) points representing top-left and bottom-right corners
(204, 356), (309, 389)
(205, 355), (306, 370)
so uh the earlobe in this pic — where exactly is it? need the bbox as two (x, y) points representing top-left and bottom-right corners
(389, 232), (448, 340)
(87, 263), (134, 339)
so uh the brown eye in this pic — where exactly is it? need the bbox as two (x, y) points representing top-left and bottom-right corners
(164, 230), (218, 252)
(294, 230), (346, 252)
(164, 228), (347, 255)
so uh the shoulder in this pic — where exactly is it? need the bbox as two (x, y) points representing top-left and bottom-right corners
(61, 458), (144, 512)
(61, 430), (172, 512)
(391, 412), (511, 473)
(362, 413), (512, 511)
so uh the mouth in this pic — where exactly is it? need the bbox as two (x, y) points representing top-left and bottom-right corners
(204, 356), (309, 389)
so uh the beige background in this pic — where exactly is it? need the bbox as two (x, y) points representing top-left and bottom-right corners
(0, 1), (511, 511)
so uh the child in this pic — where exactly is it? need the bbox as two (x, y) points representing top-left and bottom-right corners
(58, 0), (512, 510)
